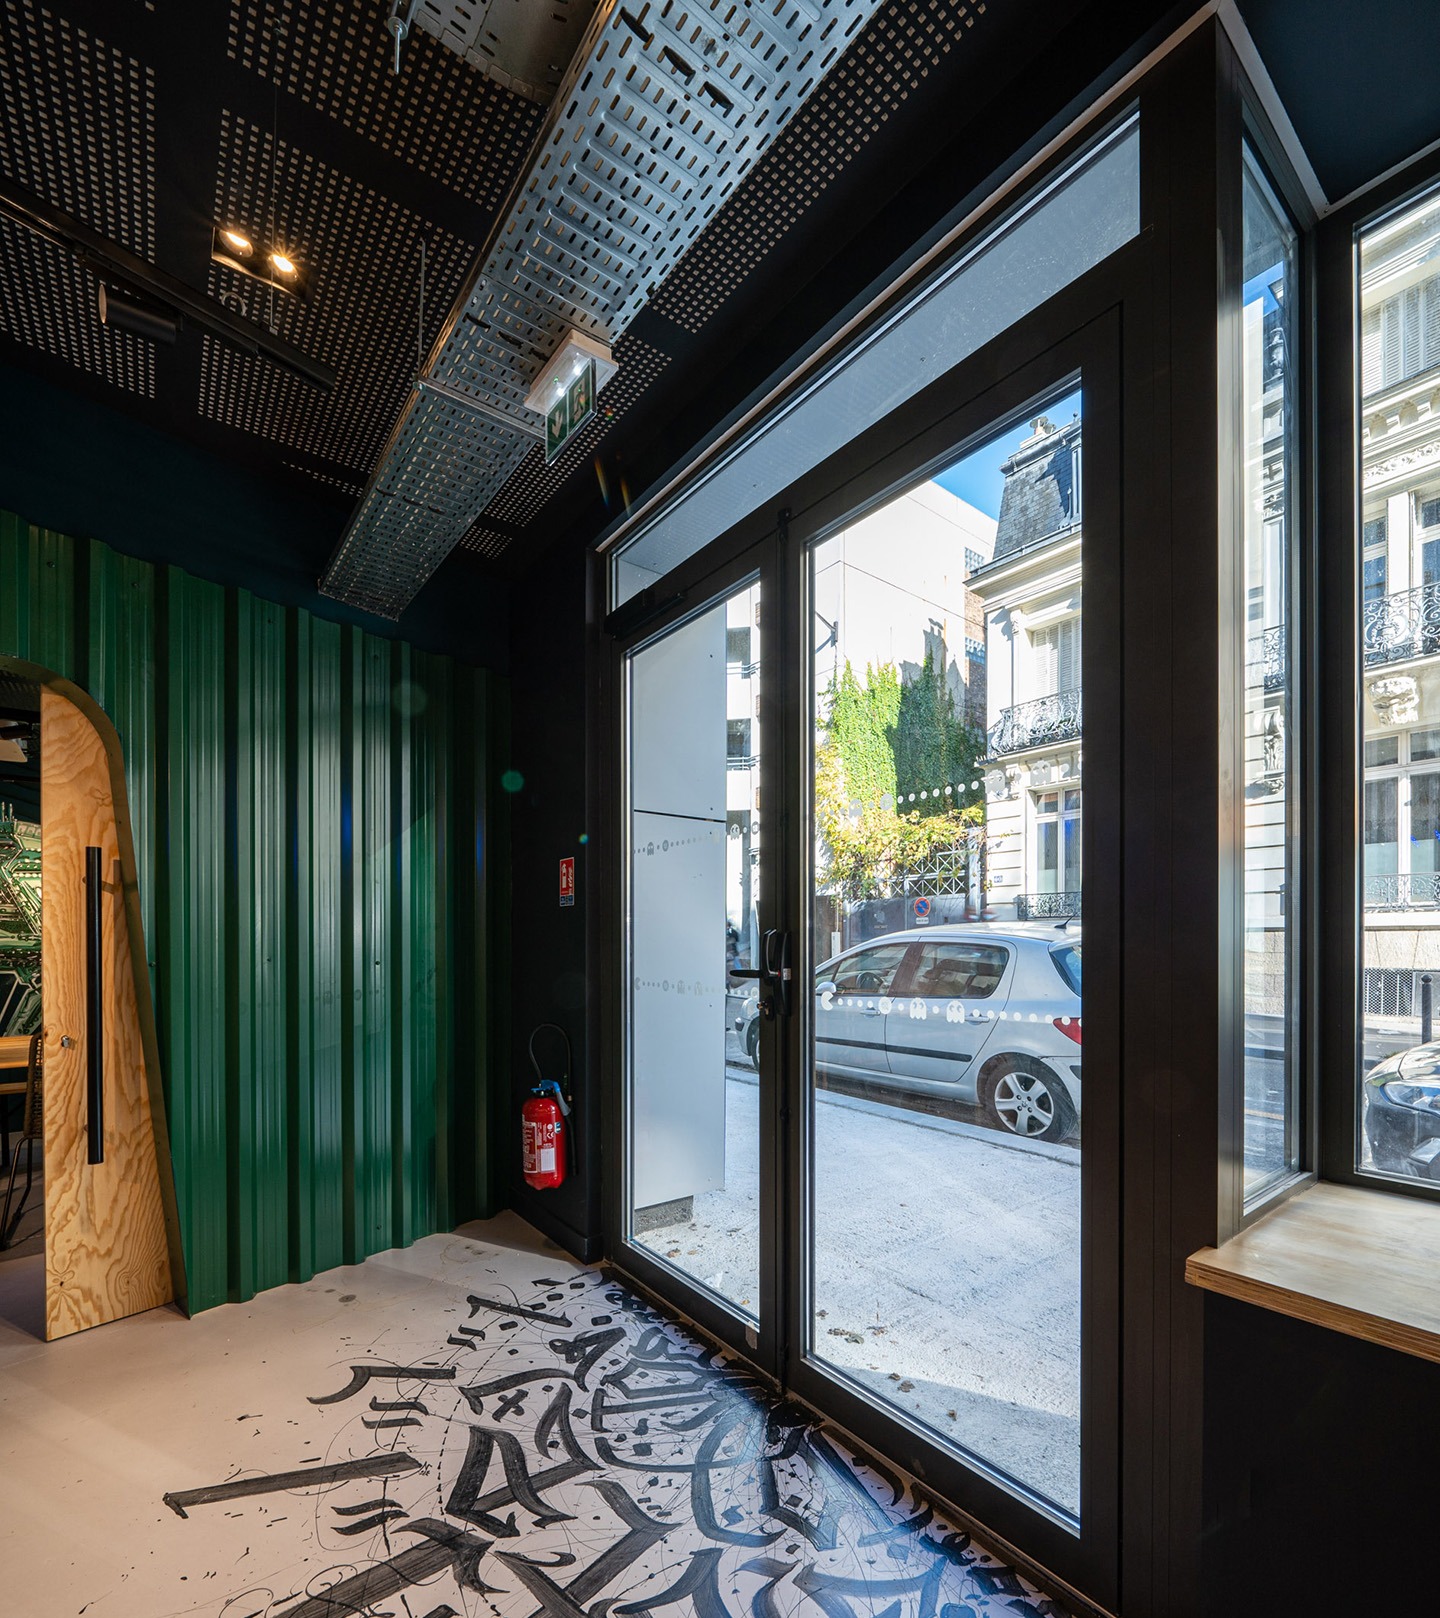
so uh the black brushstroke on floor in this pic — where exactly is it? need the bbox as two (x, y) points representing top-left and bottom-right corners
(167, 1263), (1071, 1618)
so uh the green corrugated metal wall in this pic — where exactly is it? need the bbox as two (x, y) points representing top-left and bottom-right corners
(0, 510), (504, 1311)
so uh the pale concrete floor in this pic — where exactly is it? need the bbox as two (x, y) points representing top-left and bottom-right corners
(636, 1076), (1082, 1516)
(0, 1211), (1070, 1618)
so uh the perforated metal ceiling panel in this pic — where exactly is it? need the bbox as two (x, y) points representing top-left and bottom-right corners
(0, 0), (155, 260)
(228, 0), (542, 214)
(0, 0), (543, 521)
(0, 0), (157, 395)
(200, 110), (473, 474)
(653, 0), (991, 333)
(0, 221), (156, 396)
(414, 0), (601, 104)
(322, 0), (892, 617)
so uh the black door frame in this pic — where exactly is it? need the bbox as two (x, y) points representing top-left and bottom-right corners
(601, 247), (1146, 1607)
(768, 301), (1129, 1603)
(599, 525), (788, 1379)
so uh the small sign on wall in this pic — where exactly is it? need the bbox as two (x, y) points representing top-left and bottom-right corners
(559, 856), (575, 908)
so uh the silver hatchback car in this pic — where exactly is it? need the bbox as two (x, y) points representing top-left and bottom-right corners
(735, 924), (1082, 1141)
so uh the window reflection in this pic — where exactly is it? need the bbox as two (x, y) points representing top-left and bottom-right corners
(1358, 181), (1440, 1184)
(1239, 147), (1300, 1204)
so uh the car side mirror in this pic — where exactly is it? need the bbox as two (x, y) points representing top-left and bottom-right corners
(816, 980), (837, 997)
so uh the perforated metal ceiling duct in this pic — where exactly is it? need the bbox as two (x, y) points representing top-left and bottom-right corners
(413, 0), (601, 104)
(320, 0), (888, 619)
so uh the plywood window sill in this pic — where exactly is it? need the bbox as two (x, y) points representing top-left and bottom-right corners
(1186, 1181), (1440, 1364)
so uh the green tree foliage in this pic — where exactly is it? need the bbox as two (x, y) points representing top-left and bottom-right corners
(892, 646), (985, 808)
(815, 652), (986, 902)
(825, 660), (900, 814)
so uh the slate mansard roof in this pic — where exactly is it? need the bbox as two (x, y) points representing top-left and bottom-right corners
(992, 415), (1082, 562)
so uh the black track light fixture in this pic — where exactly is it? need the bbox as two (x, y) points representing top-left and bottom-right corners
(0, 173), (334, 389)
(97, 285), (181, 346)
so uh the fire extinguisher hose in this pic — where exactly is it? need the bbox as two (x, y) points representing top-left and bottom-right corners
(528, 1023), (572, 1115)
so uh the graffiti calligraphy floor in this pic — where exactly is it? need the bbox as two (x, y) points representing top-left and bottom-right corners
(0, 1212), (1073, 1618)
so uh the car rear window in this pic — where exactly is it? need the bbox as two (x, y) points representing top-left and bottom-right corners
(909, 942), (1009, 999)
(1050, 943), (1081, 994)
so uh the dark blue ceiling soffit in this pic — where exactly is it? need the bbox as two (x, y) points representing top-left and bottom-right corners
(1237, 0), (1440, 205)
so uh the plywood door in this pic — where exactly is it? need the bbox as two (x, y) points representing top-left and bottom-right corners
(41, 688), (173, 1339)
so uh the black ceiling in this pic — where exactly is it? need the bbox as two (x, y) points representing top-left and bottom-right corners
(0, 0), (541, 502)
(1, 0), (1437, 657)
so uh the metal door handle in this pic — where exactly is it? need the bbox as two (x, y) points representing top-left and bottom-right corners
(85, 845), (104, 1165)
(736, 931), (793, 1016)
(762, 929), (793, 1018)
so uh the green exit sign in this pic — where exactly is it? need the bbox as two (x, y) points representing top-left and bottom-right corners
(545, 357), (597, 463)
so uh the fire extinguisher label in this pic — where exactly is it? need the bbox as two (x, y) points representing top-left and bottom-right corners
(524, 1121), (558, 1176)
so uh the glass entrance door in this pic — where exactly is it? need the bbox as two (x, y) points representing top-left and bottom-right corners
(612, 324), (1122, 1599)
(780, 322), (1122, 1603)
(619, 554), (777, 1358)
(802, 386), (1086, 1518)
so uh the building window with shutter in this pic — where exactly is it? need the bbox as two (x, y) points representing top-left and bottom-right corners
(1030, 617), (1081, 699)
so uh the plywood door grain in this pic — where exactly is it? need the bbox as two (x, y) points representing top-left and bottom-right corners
(42, 687), (173, 1339)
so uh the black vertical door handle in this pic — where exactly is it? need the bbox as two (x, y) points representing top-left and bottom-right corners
(85, 845), (104, 1166)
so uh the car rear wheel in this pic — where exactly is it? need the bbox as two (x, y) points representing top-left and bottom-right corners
(984, 1060), (1075, 1143)
(746, 1017), (760, 1071)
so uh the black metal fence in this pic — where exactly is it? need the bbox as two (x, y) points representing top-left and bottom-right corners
(1015, 889), (1082, 920)
(1362, 582), (1440, 669)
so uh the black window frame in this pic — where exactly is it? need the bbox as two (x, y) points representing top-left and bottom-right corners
(1319, 148), (1440, 1202)
(1217, 85), (1320, 1239)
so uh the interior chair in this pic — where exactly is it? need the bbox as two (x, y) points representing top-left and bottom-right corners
(0, 1030), (42, 1249)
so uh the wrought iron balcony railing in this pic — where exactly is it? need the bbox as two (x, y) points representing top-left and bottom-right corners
(1257, 584), (1440, 688)
(1363, 582), (1440, 669)
(1015, 889), (1082, 920)
(1364, 872), (1440, 911)
(1250, 625), (1287, 693)
(988, 689), (1082, 756)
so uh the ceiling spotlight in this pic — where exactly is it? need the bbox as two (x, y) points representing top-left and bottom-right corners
(97, 284), (180, 345)
(210, 227), (307, 301)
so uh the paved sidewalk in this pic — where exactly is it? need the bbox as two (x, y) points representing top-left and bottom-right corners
(638, 1075), (1081, 1515)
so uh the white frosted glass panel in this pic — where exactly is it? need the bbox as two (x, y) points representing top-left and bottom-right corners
(613, 116), (1138, 604)
(630, 604), (728, 1212)
(631, 809), (728, 1210)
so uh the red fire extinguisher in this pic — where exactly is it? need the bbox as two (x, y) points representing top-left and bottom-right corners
(522, 1026), (572, 1191)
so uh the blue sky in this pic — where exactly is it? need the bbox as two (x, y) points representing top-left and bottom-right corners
(933, 387), (1082, 519)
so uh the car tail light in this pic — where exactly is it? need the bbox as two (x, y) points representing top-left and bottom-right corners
(1054, 1016), (1082, 1045)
